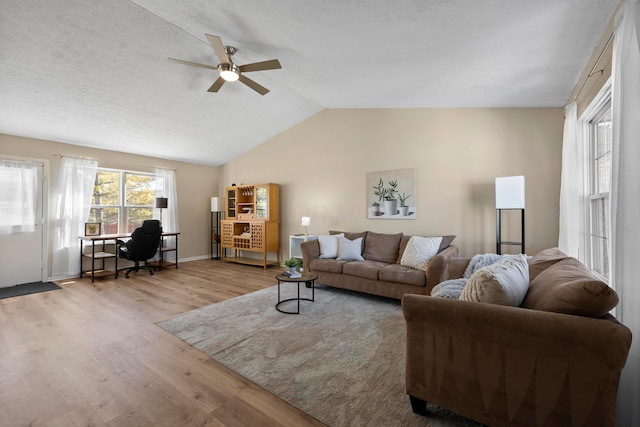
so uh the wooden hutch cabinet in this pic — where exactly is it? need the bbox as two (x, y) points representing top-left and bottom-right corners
(221, 183), (280, 268)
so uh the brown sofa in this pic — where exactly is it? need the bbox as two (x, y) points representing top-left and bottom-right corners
(402, 248), (632, 426)
(300, 231), (458, 300)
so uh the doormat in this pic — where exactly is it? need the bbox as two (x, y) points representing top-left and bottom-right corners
(0, 281), (62, 300)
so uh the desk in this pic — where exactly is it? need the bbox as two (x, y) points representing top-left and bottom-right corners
(79, 232), (180, 282)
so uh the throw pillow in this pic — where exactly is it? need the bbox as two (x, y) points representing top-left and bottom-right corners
(522, 257), (619, 318)
(528, 247), (569, 281)
(363, 231), (402, 263)
(460, 254), (529, 306)
(431, 278), (466, 299)
(318, 233), (344, 259)
(400, 236), (443, 271)
(396, 234), (456, 263)
(337, 236), (364, 261)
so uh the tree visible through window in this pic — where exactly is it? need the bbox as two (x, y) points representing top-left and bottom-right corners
(89, 169), (160, 234)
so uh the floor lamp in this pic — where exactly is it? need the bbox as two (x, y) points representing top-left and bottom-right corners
(495, 176), (525, 255)
(211, 197), (223, 260)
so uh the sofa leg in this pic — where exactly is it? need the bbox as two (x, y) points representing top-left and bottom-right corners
(409, 395), (427, 416)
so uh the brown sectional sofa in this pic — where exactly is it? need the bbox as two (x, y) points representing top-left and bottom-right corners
(402, 248), (632, 426)
(300, 231), (458, 300)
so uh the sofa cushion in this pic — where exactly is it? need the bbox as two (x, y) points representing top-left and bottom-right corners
(379, 264), (426, 287)
(309, 258), (348, 274)
(397, 234), (456, 263)
(528, 247), (570, 281)
(522, 257), (619, 317)
(336, 236), (364, 261)
(342, 260), (388, 280)
(400, 236), (442, 270)
(318, 233), (344, 258)
(363, 231), (402, 263)
(460, 254), (530, 306)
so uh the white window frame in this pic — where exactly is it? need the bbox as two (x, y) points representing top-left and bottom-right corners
(90, 168), (160, 234)
(579, 80), (612, 283)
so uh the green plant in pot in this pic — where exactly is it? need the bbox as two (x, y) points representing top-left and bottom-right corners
(398, 192), (411, 216)
(284, 256), (303, 273)
(383, 180), (399, 215)
(371, 179), (386, 214)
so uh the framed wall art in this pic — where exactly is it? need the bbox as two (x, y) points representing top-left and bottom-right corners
(84, 222), (102, 236)
(367, 168), (416, 219)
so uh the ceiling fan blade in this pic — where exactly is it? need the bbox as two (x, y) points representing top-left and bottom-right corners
(238, 75), (269, 95)
(168, 58), (217, 70)
(207, 77), (226, 93)
(206, 34), (230, 64)
(239, 59), (282, 73)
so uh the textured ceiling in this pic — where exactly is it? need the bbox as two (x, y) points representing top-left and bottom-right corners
(0, 0), (618, 166)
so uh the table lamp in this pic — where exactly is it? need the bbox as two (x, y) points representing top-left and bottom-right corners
(301, 216), (311, 236)
(156, 197), (168, 225)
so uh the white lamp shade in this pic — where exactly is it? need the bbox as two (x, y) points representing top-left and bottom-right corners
(495, 176), (525, 209)
(301, 216), (311, 227)
(211, 197), (223, 212)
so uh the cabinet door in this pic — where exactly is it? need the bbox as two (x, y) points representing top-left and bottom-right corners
(226, 188), (237, 219)
(221, 221), (234, 247)
(250, 222), (264, 249)
(255, 186), (268, 219)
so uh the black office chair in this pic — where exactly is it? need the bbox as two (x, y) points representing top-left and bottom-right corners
(117, 219), (162, 278)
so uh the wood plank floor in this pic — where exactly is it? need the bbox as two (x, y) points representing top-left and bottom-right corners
(0, 260), (327, 427)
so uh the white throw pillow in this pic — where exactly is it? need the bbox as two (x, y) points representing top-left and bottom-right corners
(400, 236), (443, 270)
(460, 254), (530, 306)
(337, 236), (364, 261)
(318, 233), (344, 259)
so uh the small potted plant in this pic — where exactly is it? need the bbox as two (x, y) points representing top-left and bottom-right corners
(370, 201), (380, 215)
(284, 257), (302, 274)
(398, 192), (411, 216)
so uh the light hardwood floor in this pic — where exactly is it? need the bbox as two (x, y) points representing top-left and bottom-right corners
(0, 260), (326, 427)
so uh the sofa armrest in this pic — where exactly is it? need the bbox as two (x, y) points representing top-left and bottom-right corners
(301, 239), (320, 272)
(402, 295), (632, 426)
(425, 245), (459, 294)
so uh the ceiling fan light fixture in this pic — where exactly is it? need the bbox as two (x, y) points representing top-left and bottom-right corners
(219, 63), (240, 81)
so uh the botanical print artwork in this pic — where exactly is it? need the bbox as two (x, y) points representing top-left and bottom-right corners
(367, 168), (416, 219)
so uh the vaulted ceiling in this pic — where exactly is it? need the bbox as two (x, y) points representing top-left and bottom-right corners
(0, 0), (618, 166)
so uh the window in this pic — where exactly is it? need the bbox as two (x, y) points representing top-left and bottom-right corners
(586, 95), (612, 280)
(89, 168), (161, 234)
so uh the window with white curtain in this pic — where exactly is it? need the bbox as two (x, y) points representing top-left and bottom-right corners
(89, 168), (162, 234)
(585, 92), (612, 281)
(0, 159), (38, 233)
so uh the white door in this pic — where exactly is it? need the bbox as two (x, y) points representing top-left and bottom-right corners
(0, 159), (44, 288)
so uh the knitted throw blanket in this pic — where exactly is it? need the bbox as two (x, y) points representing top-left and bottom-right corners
(431, 253), (503, 299)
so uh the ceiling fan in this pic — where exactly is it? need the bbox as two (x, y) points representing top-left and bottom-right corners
(169, 34), (281, 96)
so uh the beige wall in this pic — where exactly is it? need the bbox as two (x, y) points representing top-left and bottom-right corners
(1, 133), (220, 278)
(222, 108), (564, 258)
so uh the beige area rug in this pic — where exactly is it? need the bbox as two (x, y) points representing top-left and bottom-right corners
(157, 285), (481, 427)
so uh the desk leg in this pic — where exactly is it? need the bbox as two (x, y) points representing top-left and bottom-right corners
(91, 240), (96, 283)
(175, 235), (178, 269)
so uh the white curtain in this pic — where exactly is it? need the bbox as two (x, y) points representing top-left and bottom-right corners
(155, 168), (179, 261)
(610, 1), (640, 426)
(51, 157), (98, 278)
(0, 159), (38, 233)
(557, 102), (581, 257)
